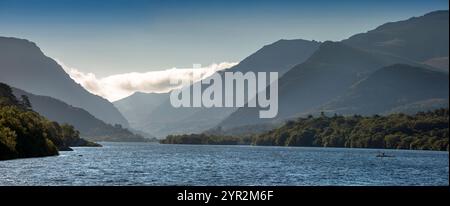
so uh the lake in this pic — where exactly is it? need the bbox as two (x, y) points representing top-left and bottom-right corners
(0, 142), (448, 186)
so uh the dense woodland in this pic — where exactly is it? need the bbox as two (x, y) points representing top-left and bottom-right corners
(161, 133), (252, 145)
(161, 109), (449, 151)
(12, 87), (150, 142)
(1, 83), (99, 160)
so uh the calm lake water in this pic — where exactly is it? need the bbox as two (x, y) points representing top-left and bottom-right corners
(0, 142), (448, 186)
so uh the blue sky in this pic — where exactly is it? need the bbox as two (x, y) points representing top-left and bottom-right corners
(0, 0), (448, 76)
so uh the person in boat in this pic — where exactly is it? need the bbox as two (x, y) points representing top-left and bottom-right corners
(377, 152), (394, 157)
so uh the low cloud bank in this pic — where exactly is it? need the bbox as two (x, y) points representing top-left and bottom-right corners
(56, 60), (237, 102)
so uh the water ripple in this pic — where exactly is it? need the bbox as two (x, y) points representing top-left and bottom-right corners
(0, 143), (448, 186)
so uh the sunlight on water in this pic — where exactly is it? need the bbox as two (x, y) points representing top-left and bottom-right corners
(0, 142), (448, 186)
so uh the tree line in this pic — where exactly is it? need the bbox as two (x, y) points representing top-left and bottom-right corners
(254, 110), (448, 151)
(161, 133), (252, 145)
(161, 109), (449, 151)
(1, 82), (99, 160)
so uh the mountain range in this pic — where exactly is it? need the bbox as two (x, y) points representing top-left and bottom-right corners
(114, 39), (321, 137)
(0, 37), (129, 127)
(1, 10), (448, 139)
(320, 64), (449, 115)
(114, 92), (169, 128)
(12, 87), (147, 142)
(218, 10), (449, 131)
(343, 10), (448, 65)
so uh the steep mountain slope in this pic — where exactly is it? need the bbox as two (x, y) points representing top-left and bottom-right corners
(219, 10), (449, 130)
(126, 39), (321, 137)
(219, 41), (417, 128)
(12, 88), (148, 142)
(0, 37), (129, 127)
(343, 10), (448, 65)
(320, 64), (449, 115)
(224, 39), (321, 74)
(1, 82), (99, 160)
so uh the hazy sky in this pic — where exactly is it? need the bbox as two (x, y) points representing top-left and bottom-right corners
(0, 0), (448, 77)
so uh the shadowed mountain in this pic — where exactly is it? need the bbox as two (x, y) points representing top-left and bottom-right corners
(219, 41), (419, 129)
(343, 10), (448, 69)
(218, 10), (449, 130)
(12, 87), (148, 142)
(1, 82), (100, 160)
(114, 92), (169, 128)
(224, 39), (321, 74)
(119, 39), (321, 137)
(320, 64), (449, 115)
(0, 37), (129, 127)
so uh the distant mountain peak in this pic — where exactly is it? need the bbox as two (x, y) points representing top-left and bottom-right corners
(0, 36), (43, 56)
(272, 38), (321, 44)
(317, 41), (349, 50)
(0, 36), (130, 127)
(220, 10), (449, 128)
(343, 10), (449, 62)
(423, 10), (448, 17)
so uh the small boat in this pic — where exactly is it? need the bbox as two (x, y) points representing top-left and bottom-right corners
(376, 152), (395, 158)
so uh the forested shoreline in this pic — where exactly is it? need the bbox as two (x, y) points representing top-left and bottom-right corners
(1, 83), (100, 161)
(161, 109), (449, 151)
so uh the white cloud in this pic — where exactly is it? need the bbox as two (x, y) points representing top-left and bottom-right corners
(55, 59), (237, 102)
